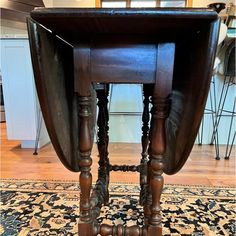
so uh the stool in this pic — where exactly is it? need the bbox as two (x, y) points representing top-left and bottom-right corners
(212, 41), (236, 159)
(208, 2), (226, 13)
(197, 22), (228, 159)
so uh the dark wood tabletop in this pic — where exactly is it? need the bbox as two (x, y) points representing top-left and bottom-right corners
(30, 8), (218, 44)
(28, 8), (219, 174)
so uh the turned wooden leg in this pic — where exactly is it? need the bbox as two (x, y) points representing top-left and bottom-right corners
(146, 43), (175, 235)
(78, 96), (94, 236)
(140, 85), (152, 224)
(97, 84), (109, 166)
(96, 84), (110, 204)
(141, 85), (151, 164)
(147, 96), (170, 235)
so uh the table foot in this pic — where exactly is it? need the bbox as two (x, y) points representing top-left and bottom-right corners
(78, 221), (94, 236)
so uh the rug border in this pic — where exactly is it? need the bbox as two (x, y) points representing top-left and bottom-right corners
(0, 178), (235, 190)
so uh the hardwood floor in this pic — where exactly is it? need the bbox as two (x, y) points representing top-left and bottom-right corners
(1, 122), (235, 187)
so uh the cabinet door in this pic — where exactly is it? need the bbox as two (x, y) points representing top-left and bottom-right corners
(1, 39), (37, 140)
(108, 84), (143, 143)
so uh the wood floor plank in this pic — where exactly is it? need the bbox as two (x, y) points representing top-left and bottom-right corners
(0, 123), (235, 187)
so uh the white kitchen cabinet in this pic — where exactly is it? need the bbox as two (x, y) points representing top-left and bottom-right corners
(108, 84), (143, 143)
(0, 38), (49, 148)
(109, 82), (235, 145)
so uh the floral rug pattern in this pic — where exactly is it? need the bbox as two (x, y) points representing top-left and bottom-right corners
(0, 179), (235, 236)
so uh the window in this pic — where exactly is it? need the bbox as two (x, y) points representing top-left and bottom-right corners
(100, 0), (188, 8)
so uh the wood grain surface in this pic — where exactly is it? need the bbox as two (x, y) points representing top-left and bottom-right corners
(1, 123), (235, 187)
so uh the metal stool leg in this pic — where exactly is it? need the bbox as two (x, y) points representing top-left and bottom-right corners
(197, 77), (220, 160)
(209, 79), (220, 159)
(197, 115), (204, 145)
(225, 98), (236, 159)
(211, 76), (231, 144)
(33, 110), (43, 155)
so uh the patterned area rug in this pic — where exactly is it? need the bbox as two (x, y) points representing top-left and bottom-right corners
(0, 179), (235, 236)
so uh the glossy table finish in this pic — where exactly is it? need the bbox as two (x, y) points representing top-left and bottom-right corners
(27, 8), (219, 236)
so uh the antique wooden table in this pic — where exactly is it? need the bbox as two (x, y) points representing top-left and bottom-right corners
(27, 8), (219, 236)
